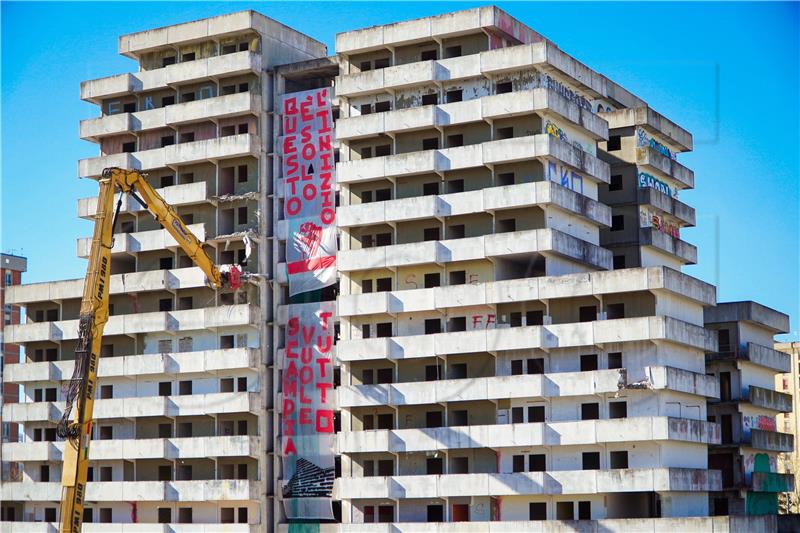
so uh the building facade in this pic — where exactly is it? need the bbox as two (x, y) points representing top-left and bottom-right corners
(1, 253), (27, 492)
(776, 341), (800, 512)
(0, 11), (325, 529)
(328, 6), (721, 527)
(0, 5), (794, 533)
(704, 302), (794, 516)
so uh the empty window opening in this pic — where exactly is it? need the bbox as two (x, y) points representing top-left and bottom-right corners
(579, 306), (597, 322)
(496, 127), (513, 140)
(423, 227), (441, 241)
(529, 454), (546, 472)
(609, 401), (628, 419)
(610, 450), (629, 469)
(607, 303), (625, 319)
(421, 49), (438, 61)
(445, 45), (462, 58)
(497, 172), (515, 186)
(423, 181), (440, 195)
(582, 452), (600, 470)
(581, 403), (599, 420)
(556, 502), (574, 520)
(496, 81), (513, 94)
(376, 322), (392, 337)
(580, 354), (598, 371)
(157, 508), (171, 524)
(447, 179), (464, 193)
(421, 93), (438, 106)
(497, 218), (516, 233)
(446, 89), (463, 103)
(449, 270), (466, 285)
(425, 319), (442, 334)
(422, 138), (440, 151)
(530, 502), (546, 520)
(424, 273), (441, 288)
(447, 134), (464, 147)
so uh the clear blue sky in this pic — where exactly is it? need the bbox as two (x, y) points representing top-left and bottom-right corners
(2, 2), (798, 339)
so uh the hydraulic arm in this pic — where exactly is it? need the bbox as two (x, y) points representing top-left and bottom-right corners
(58, 167), (241, 532)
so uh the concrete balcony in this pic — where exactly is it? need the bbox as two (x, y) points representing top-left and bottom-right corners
(336, 366), (717, 409)
(337, 417), (720, 454)
(119, 10), (264, 55)
(705, 301), (791, 334)
(79, 134), (260, 178)
(80, 92), (261, 141)
(335, 316), (717, 363)
(81, 51), (261, 103)
(338, 266), (715, 319)
(3, 435), (261, 462)
(635, 146), (694, 189)
(2, 525), (257, 533)
(332, 468), (720, 500)
(6, 266), (220, 305)
(5, 304), (258, 344)
(751, 471), (795, 493)
(336, 88), (607, 142)
(639, 227), (698, 265)
(338, 181), (611, 229)
(79, 181), (209, 218)
(337, 369), (625, 408)
(336, 44), (555, 98)
(336, 228), (612, 273)
(706, 343), (790, 374)
(280, 516), (780, 533)
(4, 348), (256, 384)
(601, 106), (693, 152)
(3, 391), (258, 423)
(78, 223), (207, 257)
(748, 385), (792, 413)
(1, 479), (257, 502)
(747, 428), (794, 453)
(336, 134), (609, 185)
(638, 187), (695, 227)
(336, 6), (507, 54)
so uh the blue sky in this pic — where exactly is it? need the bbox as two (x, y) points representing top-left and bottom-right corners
(2, 2), (798, 339)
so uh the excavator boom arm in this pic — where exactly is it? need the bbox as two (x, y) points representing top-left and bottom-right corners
(59, 168), (238, 532)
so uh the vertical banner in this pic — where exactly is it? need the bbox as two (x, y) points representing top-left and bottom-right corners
(281, 301), (336, 519)
(281, 88), (337, 296)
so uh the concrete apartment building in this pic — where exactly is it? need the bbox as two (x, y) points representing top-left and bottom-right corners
(0, 6), (794, 533)
(327, 6), (726, 528)
(1, 253), (27, 491)
(0, 11), (326, 530)
(704, 302), (793, 515)
(776, 341), (800, 512)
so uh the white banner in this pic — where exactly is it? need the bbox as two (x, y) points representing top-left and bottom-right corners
(280, 301), (336, 520)
(281, 88), (337, 296)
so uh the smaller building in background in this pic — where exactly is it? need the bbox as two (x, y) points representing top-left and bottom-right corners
(1, 253), (27, 486)
(776, 341), (800, 513)
(704, 301), (794, 516)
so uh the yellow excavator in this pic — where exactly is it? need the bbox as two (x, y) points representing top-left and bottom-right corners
(58, 167), (241, 532)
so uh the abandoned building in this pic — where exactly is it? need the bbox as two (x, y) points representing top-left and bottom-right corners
(0, 6), (794, 532)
